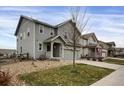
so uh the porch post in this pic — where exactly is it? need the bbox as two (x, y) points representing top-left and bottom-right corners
(51, 42), (53, 58)
(62, 44), (64, 59)
(95, 47), (96, 58)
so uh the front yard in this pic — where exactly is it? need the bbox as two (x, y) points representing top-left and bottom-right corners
(19, 63), (114, 86)
(104, 58), (124, 65)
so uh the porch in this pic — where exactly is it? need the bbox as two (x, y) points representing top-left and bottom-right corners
(82, 45), (102, 58)
(44, 35), (66, 59)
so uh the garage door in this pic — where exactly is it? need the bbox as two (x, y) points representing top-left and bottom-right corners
(64, 49), (79, 60)
(102, 52), (106, 57)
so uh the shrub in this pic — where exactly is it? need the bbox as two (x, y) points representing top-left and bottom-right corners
(0, 70), (11, 85)
(98, 57), (103, 62)
(92, 57), (96, 61)
(87, 57), (90, 60)
(38, 54), (48, 61)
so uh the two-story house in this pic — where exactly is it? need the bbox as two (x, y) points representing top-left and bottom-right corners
(15, 15), (114, 60)
(15, 15), (81, 60)
(98, 41), (116, 57)
(107, 42), (116, 56)
(81, 33), (102, 58)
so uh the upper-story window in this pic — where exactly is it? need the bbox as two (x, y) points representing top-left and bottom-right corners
(27, 28), (30, 37)
(20, 33), (22, 40)
(64, 32), (67, 39)
(50, 28), (53, 35)
(27, 32), (30, 37)
(39, 25), (44, 34)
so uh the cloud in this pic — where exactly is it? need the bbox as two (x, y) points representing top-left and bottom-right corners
(0, 6), (40, 13)
(86, 13), (124, 47)
(0, 6), (124, 49)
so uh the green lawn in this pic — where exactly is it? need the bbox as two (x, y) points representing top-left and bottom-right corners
(19, 64), (114, 86)
(104, 58), (124, 65)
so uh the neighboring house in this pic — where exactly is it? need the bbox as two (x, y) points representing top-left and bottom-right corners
(107, 42), (116, 56)
(0, 49), (16, 58)
(15, 15), (81, 60)
(81, 33), (102, 58)
(98, 41), (116, 57)
(115, 48), (124, 55)
(98, 40), (109, 57)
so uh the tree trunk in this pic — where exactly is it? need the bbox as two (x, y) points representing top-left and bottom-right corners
(73, 22), (76, 69)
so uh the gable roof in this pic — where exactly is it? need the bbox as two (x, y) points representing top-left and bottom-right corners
(107, 42), (116, 46)
(15, 15), (55, 36)
(15, 15), (82, 36)
(44, 35), (66, 44)
(82, 33), (98, 42)
(55, 19), (72, 27)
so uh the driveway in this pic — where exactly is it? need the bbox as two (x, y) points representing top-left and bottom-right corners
(77, 60), (124, 86)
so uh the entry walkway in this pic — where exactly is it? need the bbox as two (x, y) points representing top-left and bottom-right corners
(76, 60), (124, 86)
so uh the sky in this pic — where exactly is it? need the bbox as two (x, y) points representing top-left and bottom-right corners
(0, 6), (124, 49)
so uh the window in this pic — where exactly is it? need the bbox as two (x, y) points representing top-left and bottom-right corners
(50, 28), (53, 35)
(40, 29), (43, 33)
(64, 32), (67, 39)
(51, 32), (53, 35)
(20, 46), (22, 53)
(39, 25), (44, 34)
(39, 43), (43, 51)
(27, 28), (30, 37)
(47, 44), (51, 51)
(27, 32), (30, 37)
(20, 33), (22, 40)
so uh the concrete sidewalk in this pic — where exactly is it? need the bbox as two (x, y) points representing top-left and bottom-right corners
(76, 60), (123, 70)
(76, 60), (124, 86)
(91, 67), (124, 86)
(106, 57), (124, 61)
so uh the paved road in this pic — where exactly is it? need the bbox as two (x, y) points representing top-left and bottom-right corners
(76, 60), (124, 86)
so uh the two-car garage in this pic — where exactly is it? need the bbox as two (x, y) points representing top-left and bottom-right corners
(64, 49), (80, 60)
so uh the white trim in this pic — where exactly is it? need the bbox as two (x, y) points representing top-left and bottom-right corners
(51, 42), (53, 58)
(39, 25), (44, 34)
(23, 32), (25, 39)
(51, 35), (67, 44)
(33, 23), (36, 59)
(20, 33), (22, 40)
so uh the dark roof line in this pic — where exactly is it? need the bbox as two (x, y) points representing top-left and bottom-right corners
(15, 15), (74, 36)
(82, 33), (98, 41)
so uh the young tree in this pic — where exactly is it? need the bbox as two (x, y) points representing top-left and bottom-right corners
(68, 7), (89, 69)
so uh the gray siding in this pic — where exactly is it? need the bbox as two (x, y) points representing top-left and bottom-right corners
(17, 18), (35, 58)
(57, 22), (80, 44)
(35, 23), (55, 58)
(57, 22), (82, 59)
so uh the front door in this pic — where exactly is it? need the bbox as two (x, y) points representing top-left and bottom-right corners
(53, 43), (61, 57)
